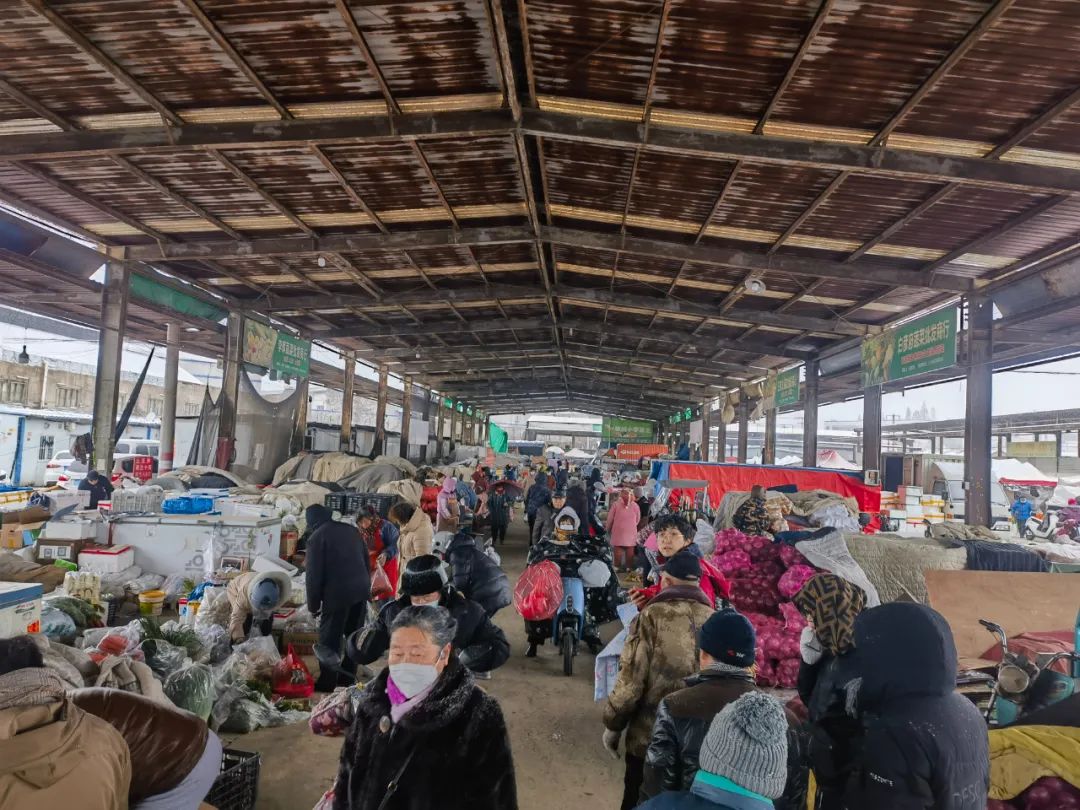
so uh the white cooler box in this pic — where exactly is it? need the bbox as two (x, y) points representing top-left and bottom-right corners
(78, 545), (134, 574)
(0, 581), (43, 638)
(40, 519), (99, 540)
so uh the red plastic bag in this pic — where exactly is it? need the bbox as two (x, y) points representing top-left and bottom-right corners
(513, 561), (564, 621)
(272, 644), (315, 698)
(370, 563), (394, 601)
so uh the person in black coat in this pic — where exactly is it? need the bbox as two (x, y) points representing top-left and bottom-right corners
(78, 469), (114, 508)
(524, 474), (552, 546)
(305, 504), (371, 691)
(350, 555), (510, 675)
(822, 603), (988, 810)
(333, 606), (517, 810)
(444, 530), (511, 618)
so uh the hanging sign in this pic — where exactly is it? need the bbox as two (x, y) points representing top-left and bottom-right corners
(861, 308), (958, 388)
(775, 367), (801, 408)
(243, 320), (310, 378)
(602, 417), (654, 442)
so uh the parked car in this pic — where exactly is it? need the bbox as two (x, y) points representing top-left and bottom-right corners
(43, 450), (77, 486)
(61, 440), (160, 489)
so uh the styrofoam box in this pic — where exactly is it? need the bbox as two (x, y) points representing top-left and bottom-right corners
(251, 554), (299, 577)
(0, 581), (43, 639)
(78, 545), (134, 574)
(41, 520), (99, 540)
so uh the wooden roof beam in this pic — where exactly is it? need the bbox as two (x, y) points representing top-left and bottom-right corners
(333, 0), (402, 117)
(207, 148), (315, 237)
(522, 110), (1080, 196)
(871, 0), (1018, 146)
(23, 0), (182, 126)
(755, 0), (835, 134)
(179, 0), (290, 119)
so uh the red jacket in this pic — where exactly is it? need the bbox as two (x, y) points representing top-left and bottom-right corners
(637, 556), (731, 608)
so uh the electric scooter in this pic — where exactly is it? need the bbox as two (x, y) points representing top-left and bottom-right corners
(979, 618), (1079, 726)
(1024, 510), (1060, 541)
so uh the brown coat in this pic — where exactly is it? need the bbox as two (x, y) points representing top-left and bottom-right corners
(603, 585), (715, 757)
(397, 507), (435, 572)
(0, 699), (131, 810)
(71, 687), (209, 802)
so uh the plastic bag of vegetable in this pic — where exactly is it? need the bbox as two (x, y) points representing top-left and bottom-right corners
(232, 634), (281, 680)
(46, 596), (101, 630)
(778, 565), (817, 599)
(40, 605), (77, 642)
(164, 662), (215, 721)
(271, 645), (315, 699)
(195, 624), (232, 665)
(138, 637), (189, 679)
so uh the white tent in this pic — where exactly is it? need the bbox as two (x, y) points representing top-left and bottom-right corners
(816, 450), (860, 471)
(544, 445), (565, 455)
(563, 447), (593, 461)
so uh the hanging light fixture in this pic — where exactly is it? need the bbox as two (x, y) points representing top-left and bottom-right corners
(17, 345), (29, 364)
(317, 255), (327, 268)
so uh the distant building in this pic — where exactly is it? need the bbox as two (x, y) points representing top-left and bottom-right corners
(0, 349), (210, 419)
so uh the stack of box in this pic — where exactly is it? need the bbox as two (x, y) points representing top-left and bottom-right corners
(898, 485), (924, 527)
(879, 491), (906, 522)
(921, 493), (946, 524)
(0, 505), (49, 549)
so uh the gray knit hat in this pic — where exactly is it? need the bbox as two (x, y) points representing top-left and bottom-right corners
(698, 691), (788, 799)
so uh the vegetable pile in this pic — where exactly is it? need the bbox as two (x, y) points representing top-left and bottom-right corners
(710, 528), (817, 688)
(989, 777), (1080, 809)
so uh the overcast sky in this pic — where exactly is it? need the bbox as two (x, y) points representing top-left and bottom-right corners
(2, 319), (1076, 425)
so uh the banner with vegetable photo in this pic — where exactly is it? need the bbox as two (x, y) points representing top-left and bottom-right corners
(861, 308), (957, 388)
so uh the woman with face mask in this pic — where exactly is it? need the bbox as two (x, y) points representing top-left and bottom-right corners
(333, 606), (518, 810)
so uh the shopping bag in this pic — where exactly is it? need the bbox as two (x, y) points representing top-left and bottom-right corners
(513, 560), (563, 621)
(309, 684), (361, 737)
(271, 644), (315, 698)
(370, 563), (393, 600)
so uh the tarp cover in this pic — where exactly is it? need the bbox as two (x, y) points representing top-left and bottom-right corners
(659, 461), (881, 511)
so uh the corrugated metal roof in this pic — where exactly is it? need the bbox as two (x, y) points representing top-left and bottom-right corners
(0, 0), (1078, 415)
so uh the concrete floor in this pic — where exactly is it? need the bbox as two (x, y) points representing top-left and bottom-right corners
(227, 519), (625, 809)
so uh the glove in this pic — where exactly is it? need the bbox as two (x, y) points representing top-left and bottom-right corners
(800, 625), (824, 665)
(602, 729), (621, 760)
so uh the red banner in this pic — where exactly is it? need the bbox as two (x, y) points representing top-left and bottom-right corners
(616, 444), (668, 461)
(666, 462), (881, 512)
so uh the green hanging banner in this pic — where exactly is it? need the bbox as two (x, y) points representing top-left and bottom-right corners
(775, 367), (801, 408)
(861, 308), (958, 388)
(488, 421), (509, 454)
(601, 417), (654, 441)
(242, 319), (310, 378)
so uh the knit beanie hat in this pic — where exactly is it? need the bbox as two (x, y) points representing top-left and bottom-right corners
(699, 608), (756, 668)
(698, 692), (788, 799)
(401, 554), (449, 597)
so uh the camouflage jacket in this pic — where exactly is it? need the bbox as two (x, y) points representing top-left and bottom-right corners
(603, 585), (715, 757)
(733, 497), (771, 536)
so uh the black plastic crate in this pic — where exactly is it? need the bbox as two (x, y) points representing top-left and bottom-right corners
(206, 749), (260, 810)
(324, 492), (347, 512)
(345, 492), (395, 517)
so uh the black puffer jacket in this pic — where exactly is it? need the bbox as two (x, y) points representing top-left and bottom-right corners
(446, 533), (511, 617)
(641, 668), (757, 799)
(823, 603), (989, 810)
(333, 657), (517, 810)
(798, 651), (854, 723)
(350, 587), (510, 673)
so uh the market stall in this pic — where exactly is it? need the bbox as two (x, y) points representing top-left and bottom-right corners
(652, 460), (881, 512)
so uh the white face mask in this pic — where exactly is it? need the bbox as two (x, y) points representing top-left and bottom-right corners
(389, 661), (441, 699)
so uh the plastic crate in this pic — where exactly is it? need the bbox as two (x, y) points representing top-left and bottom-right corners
(206, 749), (260, 810)
(110, 489), (164, 514)
(345, 492), (395, 517)
(161, 495), (214, 515)
(323, 492), (347, 513)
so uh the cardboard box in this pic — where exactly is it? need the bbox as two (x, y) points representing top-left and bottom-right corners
(283, 630), (318, 656)
(0, 506), (51, 550)
(36, 538), (90, 564)
(0, 581), (43, 638)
